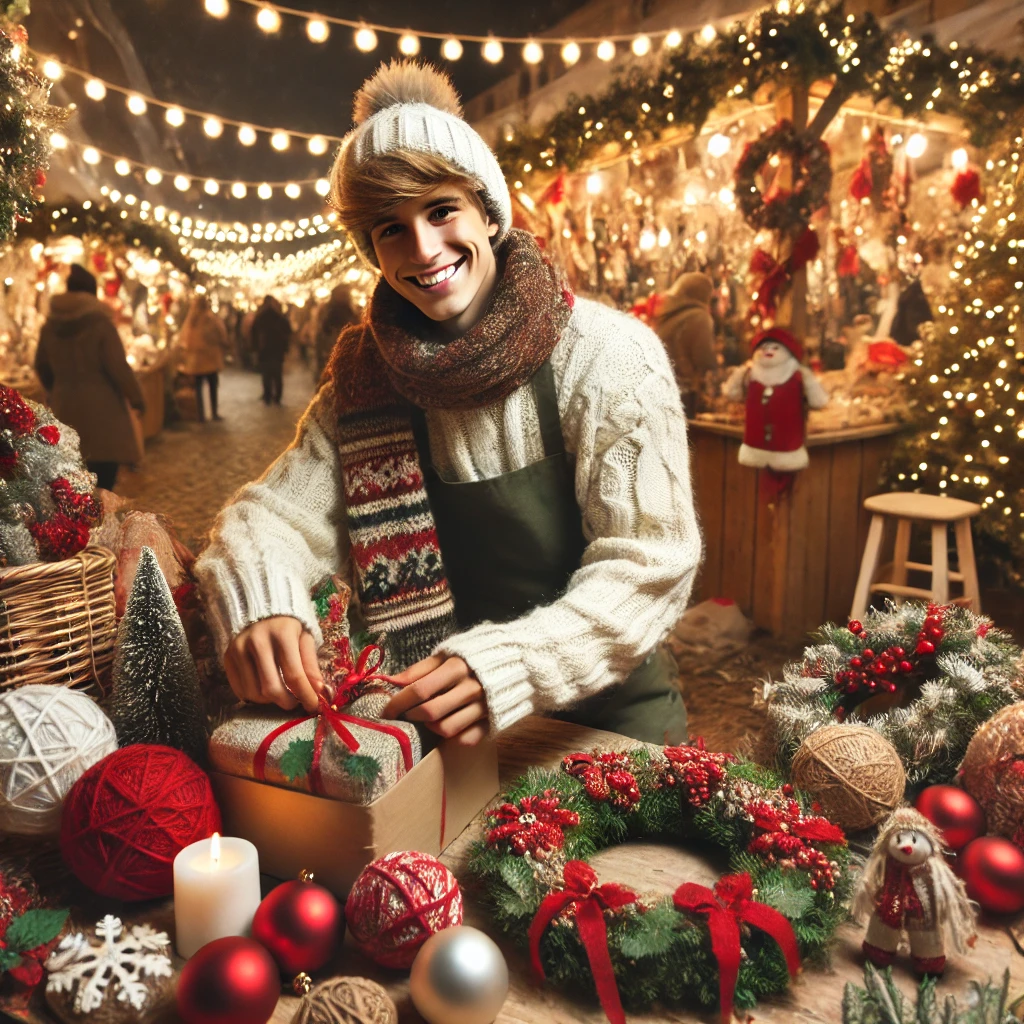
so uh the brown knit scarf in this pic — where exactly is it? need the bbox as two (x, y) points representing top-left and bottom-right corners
(325, 229), (574, 670)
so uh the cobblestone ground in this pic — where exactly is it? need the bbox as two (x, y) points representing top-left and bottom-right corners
(117, 359), (316, 553)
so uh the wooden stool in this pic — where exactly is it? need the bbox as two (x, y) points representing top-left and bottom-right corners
(850, 492), (982, 621)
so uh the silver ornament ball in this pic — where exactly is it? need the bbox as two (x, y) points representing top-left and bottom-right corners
(409, 925), (509, 1024)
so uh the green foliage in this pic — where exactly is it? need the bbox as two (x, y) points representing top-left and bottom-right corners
(4, 908), (66, 952)
(279, 738), (314, 781)
(343, 753), (380, 785)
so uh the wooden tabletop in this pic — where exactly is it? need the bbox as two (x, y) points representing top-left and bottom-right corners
(2, 716), (1021, 1024)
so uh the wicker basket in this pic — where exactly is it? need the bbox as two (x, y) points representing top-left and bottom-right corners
(0, 546), (117, 695)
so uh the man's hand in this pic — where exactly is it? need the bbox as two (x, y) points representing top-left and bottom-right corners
(224, 616), (323, 712)
(382, 655), (488, 746)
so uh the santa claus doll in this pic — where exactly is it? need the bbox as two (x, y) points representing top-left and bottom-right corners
(722, 327), (828, 472)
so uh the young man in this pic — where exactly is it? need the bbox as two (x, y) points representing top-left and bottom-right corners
(195, 61), (701, 747)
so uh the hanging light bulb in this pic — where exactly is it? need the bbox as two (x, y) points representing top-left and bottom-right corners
(906, 132), (928, 159)
(482, 37), (504, 63)
(718, 186), (735, 204)
(307, 134), (328, 155)
(49, 132), (68, 152)
(315, 178), (330, 196)
(114, 158), (130, 175)
(441, 37), (463, 60)
(231, 182), (247, 198)
(41, 59), (63, 80)
(561, 41), (580, 65)
(700, 24), (717, 44)
(639, 228), (657, 251)
(270, 131), (290, 151)
(398, 33), (420, 56)
(664, 29), (682, 48)
(126, 94), (147, 115)
(174, 174), (190, 191)
(596, 39), (615, 61)
(952, 146), (969, 170)
(255, 5), (281, 33)
(82, 146), (100, 165)
(84, 78), (106, 100)
(165, 106), (185, 127)
(586, 172), (603, 194)
(257, 183), (273, 200)
(285, 182), (301, 199)
(204, 0), (229, 16)
(707, 132), (731, 157)
(658, 227), (671, 247)
(108, 189), (121, 203)
(204, 179), (220, 195)
(145, 167), (163, 185)
(631, 35), (651, 56)
(522, 40), (543, 64)
(204, 117), (224, 138)
(238, 124), (257, 146)
(306, 18), (329, 43)
(354, 25), (377, 52)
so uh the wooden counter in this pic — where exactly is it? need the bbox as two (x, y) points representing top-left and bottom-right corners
(690, 419), (904, 641)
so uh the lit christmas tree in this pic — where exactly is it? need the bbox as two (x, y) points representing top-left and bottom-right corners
(110, 547), (209, 765)
(889, 133), (1023, 585)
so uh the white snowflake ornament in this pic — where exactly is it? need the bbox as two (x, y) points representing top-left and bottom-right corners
(45, 915), (172, 1014)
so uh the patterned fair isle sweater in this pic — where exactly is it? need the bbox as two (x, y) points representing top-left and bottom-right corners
(194, 297), (702, 733)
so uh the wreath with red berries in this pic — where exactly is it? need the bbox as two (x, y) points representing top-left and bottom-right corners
(468, 742), (851, 1021)
(762, 601), (1023, 787)
(735, 119), (832, 233)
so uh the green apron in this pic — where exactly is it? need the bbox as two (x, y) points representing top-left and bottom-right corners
(410, 361), (688, 745)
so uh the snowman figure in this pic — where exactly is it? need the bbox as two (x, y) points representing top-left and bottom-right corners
(853, 807), (976, 976)
(723, 327), (828, 471)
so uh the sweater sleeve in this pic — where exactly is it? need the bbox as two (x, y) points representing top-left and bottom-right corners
(435, 308), (702, 731)
(193, 384), (349, 654)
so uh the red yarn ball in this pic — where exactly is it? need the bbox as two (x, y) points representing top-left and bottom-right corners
(61, 745), (221, 901)
(176, 936), (279, 1024)
(252, 878), (343, 978)
(914, 785), (986, 852)
(345, 851), (463, 968)
(958, 837), (1024, 915)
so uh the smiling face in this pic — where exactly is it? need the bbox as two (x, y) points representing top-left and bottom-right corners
(887, 828), (933, 865)
(753, 339), (793, 367)
(370, 184), (500, 338)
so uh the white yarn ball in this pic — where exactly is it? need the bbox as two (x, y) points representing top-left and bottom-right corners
(0, 684), (118, 835)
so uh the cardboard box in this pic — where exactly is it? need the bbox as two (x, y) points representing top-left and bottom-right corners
(210, 736), (499, 896)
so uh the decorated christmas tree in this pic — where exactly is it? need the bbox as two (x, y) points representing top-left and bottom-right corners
(110, 547), (208, 765)
(887, 134), (1023, 585)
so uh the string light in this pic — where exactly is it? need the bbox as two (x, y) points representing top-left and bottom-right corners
(306, 17), (329, 43)
(204, 179), (220, 195)
(231, 182), (247, 198)
(586, 173), (603, 195)
(49, 132), (68, 150)
(238, 124), (257, 146)
(441, 37), (463, 60)
(257, 183), (272, 200)
(270, 130), (290, 151)
(82, 147), (100, 165)
(255, 5), (281, 33)
(307, 134), (328, 156)
(144, 168), (163, 185)
(398, 33), (420, 56)
(354, 26), (377, 52)
(315, 178), (330, 196)
(906, 132), (928, 158)
(665, 30), (682, 48)
(165, 106), (185, 127)
(523, 40), (543, 64)
(114, 159), (130, 175)
(699, 24), (717, 44)
(561, 41), (580, 66)
(631, 35), (651, 56)
(83, 78), (105, 100)
(482, 37), (504, 63)
(952, 147), (969, 170)
(285, 183), (301, 199)
(707, 132), (732, 157)
(41, 59), (62, 80)
(174, 174), (190, 191)
(126, 94), (147, 115)
(203, 117), (224, 138)
(205, 0), (229, 16)
(596, 39), (615, 61)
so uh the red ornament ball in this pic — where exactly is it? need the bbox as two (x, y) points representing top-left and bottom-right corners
(345, 851), (463, 969)
(252, 877), (343, 978)
(959, 837), (1024, 915)
(176, 936), (279, 1024)
(61, 745), (221, 901)
(914, 785), (986, 852)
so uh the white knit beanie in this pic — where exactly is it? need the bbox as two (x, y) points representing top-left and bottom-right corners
(332, 60), (511, 269)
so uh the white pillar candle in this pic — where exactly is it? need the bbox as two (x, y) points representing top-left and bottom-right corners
(173, 833), (261, 958)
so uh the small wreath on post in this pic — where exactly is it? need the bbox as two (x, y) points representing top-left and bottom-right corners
(762, 601), (1023, 787)
(468, 743), (850, 1023)
(735, 119), (832, 233)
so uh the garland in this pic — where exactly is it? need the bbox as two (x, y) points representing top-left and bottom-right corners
(468, 743), (851, 1022)
(762, 601), (1023, 787)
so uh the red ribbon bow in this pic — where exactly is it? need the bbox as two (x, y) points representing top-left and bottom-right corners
(673, 873), (800, 1024)
(748, 227), (820, 320)
(529, 861), (636, 1024)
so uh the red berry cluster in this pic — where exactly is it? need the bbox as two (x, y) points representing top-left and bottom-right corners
(486, 790), (581, 859)
(562, 751), (641, 811)
(29, 514), (91, 561)
(834, 621), (914, 699)
(913, 604), (946, 656)
(49, 478), (101, 525)
(659, 739), (737, 808)
(745, 798), (843, 891)
(0, 385), (36, 435)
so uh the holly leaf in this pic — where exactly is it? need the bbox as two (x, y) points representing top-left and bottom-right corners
(4, 909), (67, 953)
(279, 738), (315, 781)
(0, 948), (22, 973)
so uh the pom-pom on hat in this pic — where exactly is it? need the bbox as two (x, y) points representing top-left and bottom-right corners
(751, 326), (804, 362)
(331, 60), (512, 268)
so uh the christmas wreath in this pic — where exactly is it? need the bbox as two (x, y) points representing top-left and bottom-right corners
(763, 601), (1023, 787)
(468, 743), (851, 1023)
(735, 120), (832, 233)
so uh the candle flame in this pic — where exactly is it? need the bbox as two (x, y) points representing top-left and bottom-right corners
(210, 832), (221, 867)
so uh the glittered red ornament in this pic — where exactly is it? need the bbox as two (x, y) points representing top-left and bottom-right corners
(914, 785), (985, 852)
(958, 837), (1024, 914)
(251, 877), (343, 978)
(345, 851), (462, 969)
(61, 745), (221, 901)
(176, 936), (279, 1024)
(848, 620), (862, 634)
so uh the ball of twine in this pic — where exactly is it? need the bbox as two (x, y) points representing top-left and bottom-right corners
(791, 724), (905, 832)
(0, 684), (117, 836)
(291, 977), (397, 1024)
(960, 703), (1024, 839)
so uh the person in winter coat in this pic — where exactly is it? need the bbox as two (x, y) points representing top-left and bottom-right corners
(195, 61), (700, 747)
(313, 284), (360, 384)
(653, 270), (718, 416)
(35, 265), (145, 492)
(179, 294), (228, 421)
(251, 296), (292, 405)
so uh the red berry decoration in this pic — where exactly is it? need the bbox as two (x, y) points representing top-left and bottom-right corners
(958, 837), (1024, 914)
(251, 875), (343, 981)
(915, 640), (936, 655)
(176, 936), (279, 1024)
(848, 620), (862, 634)
(914, 785), (985, 852)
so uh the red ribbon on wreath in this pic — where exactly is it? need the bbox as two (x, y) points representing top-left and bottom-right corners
(951, 168), (983, 209)
(674, 873), (800, 1024)
(529, 860), (636, 1024)
(749, 227), (819, 320)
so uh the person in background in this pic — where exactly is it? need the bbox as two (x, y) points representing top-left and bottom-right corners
(313, 284), (360, 383)
(35, 264), (145, 491)
(251, 296), (291, 405)
(179, 294), (228, 422)
(653, 270), (718, 416)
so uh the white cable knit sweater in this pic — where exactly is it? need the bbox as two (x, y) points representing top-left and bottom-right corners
(194, 297), (702, 732)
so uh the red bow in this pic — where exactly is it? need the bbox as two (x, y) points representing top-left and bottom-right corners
(529, 861), (636, 1024)
(951, 168), (983, 210)
(673, 873), (800, 1024)
(630, 292), (663, 324)
(748, 228), (819, 320)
